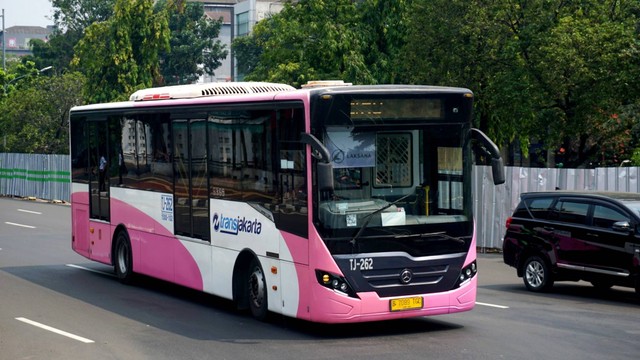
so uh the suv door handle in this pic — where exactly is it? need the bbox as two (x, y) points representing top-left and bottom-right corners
(586, 233), (599, 237)
(543, 226), (554, 231)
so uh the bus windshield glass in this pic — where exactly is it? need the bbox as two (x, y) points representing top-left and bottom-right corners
(313, 93), (473, 255)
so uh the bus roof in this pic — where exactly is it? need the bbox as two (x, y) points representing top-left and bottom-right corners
(129, 82), (296, 101)
(70, 81), (473, 113)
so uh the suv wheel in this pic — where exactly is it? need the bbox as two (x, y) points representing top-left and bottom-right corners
(523, 256), (554, 292)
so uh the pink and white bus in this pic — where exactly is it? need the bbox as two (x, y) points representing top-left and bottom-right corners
(70, 81), (504, 323)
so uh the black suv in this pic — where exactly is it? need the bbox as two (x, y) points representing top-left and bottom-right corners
(503, 191), (640, 294)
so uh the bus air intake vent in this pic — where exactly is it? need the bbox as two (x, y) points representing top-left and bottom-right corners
(130, 82), (296, 101)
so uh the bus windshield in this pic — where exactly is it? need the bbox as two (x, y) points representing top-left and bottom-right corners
(312, 93), (473, 256)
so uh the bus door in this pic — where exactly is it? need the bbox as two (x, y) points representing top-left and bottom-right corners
(273, 107), (308, 240)
(86, 119), (112, 261)
(172, 117), (210, 241)
(88, 120), (110, 221)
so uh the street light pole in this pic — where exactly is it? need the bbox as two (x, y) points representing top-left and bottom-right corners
(1, 9), (5, 72)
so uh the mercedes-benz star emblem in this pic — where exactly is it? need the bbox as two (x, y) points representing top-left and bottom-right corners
(400, 269), (413, 284)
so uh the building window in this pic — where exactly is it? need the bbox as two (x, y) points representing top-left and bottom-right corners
(237, 12), (249, 36)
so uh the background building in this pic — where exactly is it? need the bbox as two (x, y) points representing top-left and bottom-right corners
(192, 0), (286, 82)
(0, 25), (53, 57)
(196, 0), (235, 83)
(233, 0), (284, 81)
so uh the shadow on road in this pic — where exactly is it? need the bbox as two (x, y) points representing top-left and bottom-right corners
(3, 263), (464, 342)
(481, 282), (639, 307)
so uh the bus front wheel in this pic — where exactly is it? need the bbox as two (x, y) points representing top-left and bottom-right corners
(248, 258), (268, 321)
(114, 231), (134, 284)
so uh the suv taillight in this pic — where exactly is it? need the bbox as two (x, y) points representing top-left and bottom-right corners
(505, 217), (512, 229)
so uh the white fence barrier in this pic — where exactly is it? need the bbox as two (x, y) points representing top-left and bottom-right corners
(2, 153), (637, 250)
(0, 153), (70, 202)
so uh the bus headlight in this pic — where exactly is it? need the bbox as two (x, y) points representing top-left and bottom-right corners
(315, 270), (358, 298)
(455, 261), (478, 288)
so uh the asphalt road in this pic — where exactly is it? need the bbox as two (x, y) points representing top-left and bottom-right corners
(0, 197), (638, 360)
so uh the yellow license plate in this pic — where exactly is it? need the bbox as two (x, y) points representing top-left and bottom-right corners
(390, 296), (423, 312)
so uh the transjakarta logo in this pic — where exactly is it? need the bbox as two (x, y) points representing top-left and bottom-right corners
(212, 213), (262, 235)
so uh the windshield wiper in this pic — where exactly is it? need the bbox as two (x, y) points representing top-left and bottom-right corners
(394, 231), (466, 244)
(350, 193), (414, 249)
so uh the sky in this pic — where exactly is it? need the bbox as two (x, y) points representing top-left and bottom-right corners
(0, 0), (54, 28)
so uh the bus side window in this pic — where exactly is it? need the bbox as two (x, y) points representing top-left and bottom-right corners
(116, 114), (172, 192)
(208, 109), (277, 202)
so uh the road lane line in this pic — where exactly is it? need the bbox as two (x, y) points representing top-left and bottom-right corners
(5, 222), (36, 229)
(15, 317), (95, 344)
(18, 209), (42, 215)
(66, 264), (116, 277)
(476, 302), (510, 309)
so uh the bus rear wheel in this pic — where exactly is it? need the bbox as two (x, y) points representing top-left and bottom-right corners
(114, 231), (134, 284)
(248, 258), (268, 321)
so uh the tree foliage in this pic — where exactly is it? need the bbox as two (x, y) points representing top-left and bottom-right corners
(156, 0), (228, 85)
(400, 0), (640, 167)
(358, 0), (410, 84)
(72, 0), (170, 103)
(0, 72), (85, 153)
(52, 0), (116, 33)
(238, 0), (374, 87)
(234, 0), (411, 87)
(232, 35), (262, 80)
(25, 0), (117, 74)
(0, 61), (43, 97)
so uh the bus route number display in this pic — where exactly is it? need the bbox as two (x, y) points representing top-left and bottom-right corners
(350, 99), (442, 120)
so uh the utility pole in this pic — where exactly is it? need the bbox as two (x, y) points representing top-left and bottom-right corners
(1, 9), (5, 71)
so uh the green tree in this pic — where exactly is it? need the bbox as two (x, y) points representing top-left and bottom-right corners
(72, 0), (170, 103)
(0, 72), (85, 153)
(240, 0), (374, 87)
(52, 0), (116, 33)
(1, 61), (42, 97)
(234, 0), (411, 86)
(27, 29), (85, 74)
(401, 0), (640, 167)
(156, 0), (228, 85)
(359, 0), (411, 84)
(232, 35), (262, 80)
(25, 0), (116, 74)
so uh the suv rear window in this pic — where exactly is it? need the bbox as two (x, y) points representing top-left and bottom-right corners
(513, 197), (554, 219)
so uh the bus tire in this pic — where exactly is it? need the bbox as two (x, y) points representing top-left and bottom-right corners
(248, 257), (268, 321)
(114, 231), (134, 284)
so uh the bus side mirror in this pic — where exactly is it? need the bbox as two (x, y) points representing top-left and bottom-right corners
(300, 132), (335, 192)
(491, 157), (505, 185)
(470, 128), (505, 185)
(317, 162), (335, 192)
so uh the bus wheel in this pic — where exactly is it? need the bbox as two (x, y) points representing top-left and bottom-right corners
(248, 258), (268, 321)
(114, 231), (134, 284)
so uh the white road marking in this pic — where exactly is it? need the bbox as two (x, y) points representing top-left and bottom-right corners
(15, 317), (95, 344)
(476, 301), (510, 309)
(66, 264), (115, 277)
(18, 209), (42, 215)
(5, 222), (36, 229)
